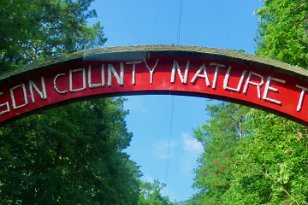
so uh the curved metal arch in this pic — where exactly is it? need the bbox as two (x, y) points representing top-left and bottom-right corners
(0, 45), (307, 125)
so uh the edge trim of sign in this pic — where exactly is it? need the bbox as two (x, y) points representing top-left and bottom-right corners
(1, 45), (307, 81)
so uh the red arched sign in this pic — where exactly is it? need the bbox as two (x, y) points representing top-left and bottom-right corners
(1, 45), (308, 125)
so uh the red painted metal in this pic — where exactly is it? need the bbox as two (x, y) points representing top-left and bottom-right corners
(0, 47), (307, 125)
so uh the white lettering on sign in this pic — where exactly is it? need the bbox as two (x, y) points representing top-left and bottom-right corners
(144, 59), (159, 84)
(243, 71), (264, 99)
(190, 64), (210, 86)
(171, 60), (190, 84)
(262, 76), (286, 105)
(54, 73), (68, 94)
(210, 63), (225, 89)
(223, 66), (247, 92)
(1, 59), (308, 124)
(10, 84), (28, 110)
(108, 63), (124, 86)
(29, 76), (47, 103)
(296, 85), (308, 112)
(88, 65), (105, 88)
(69, 68), (86, 92)
(0, 92), (10, 115)
(126, 61), (142, 85)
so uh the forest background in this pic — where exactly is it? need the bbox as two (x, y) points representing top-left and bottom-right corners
(0, 0), (307, 204)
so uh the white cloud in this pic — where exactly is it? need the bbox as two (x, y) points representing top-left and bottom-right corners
(180, 133), (203, 175)
(153, 139), (177, 159)
(182, 133), (203, 155)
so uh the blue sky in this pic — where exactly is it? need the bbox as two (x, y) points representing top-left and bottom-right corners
(91, 0), (263, 202)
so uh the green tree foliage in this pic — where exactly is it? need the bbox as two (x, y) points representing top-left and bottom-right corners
(256, 0), (308, 67)
(224, 0), (308, 203)
(0, 98), (141, 204)
(187, 0), (308, 204)
(188, 106), (308, 205)
(223, 111), (308, 205)
(0, 0), (142, 204)
(0, 0), (106, 71)
(138, 180), (176, 205)
(185, 103), (249, 205)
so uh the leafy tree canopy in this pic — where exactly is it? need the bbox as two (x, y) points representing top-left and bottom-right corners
(0, 0), (106, 71)
(186, 0), (308, 204)
(0, 0), (144, 204)
(0, 98), (141, 204)
(256, 0), (308, 67)
(138, 180), (177, 205)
